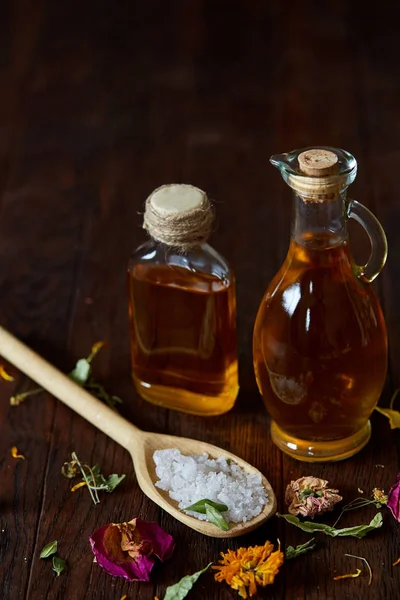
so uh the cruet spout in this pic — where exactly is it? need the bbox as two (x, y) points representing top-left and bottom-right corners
(270, 153), (291, 173)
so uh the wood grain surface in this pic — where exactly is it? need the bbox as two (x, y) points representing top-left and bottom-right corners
(1, 1), (399, 599)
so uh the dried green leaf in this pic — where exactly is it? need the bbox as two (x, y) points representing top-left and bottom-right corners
(39, 540), (58, 559)
(285, 538), (316, 560)
(104, 473), (126, 493)
(205, 503), (229, 531)
(68, 452), (126, 504)
(163, 563), (212, 600)
(52, 556), (66, 576)
(278, 512), (382, 539)
(184, 499), (228, 514)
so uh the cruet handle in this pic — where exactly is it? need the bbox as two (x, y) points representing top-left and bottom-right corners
(347, 199), (388, 283)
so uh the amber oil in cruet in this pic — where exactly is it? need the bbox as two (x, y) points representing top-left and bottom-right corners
(127, 184), (239, 416)
(253, 148), (388, 461)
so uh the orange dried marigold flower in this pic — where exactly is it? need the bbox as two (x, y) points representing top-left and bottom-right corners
(213, 540), (284, 598)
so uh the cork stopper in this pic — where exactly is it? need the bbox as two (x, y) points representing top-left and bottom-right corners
(298, 149), (339, 177)
(143, 184), (214, 248)
(150, 184), (206, 215)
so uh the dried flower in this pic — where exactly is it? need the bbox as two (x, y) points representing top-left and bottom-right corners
(63, 451), (125, 505)
(372, 488), (388, 505)
(61, 459), (81, 479)
(11, 446), (25, 460)
(285, 476), (342, 518)
(89, 518), (175, 582)
(213, 541), (284, 598)
(392, 558), (400, 567)
(387, 473), (400, 521)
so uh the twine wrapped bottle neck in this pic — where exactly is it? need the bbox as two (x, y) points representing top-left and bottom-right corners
(143, 184), (214, 249)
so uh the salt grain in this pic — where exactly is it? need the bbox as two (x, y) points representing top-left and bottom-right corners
(153, 448), (268, 523)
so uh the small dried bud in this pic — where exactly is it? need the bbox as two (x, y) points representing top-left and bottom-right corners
(61, 460), (80, 479)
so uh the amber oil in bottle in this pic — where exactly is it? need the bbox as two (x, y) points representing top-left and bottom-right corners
(253, 148), (388, 461)
(127, 184), (239, 415)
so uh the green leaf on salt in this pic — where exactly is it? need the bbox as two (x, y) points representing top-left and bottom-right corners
(205, 503), (229, 531)
(184, 499), (228, 514)
(278, 511), (383, 539)
(163, 563), (212, 600)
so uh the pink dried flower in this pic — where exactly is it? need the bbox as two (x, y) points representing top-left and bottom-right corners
(387, 474), (400, 521)
(285, 476), (342, 519)
(89, 518), (175, 581)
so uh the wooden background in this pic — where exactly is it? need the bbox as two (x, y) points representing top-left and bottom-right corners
(1, 1), (400, 599)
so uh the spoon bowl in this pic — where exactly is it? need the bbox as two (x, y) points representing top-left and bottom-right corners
(0, 326), (277, 537)
(133, 431), (276, 537)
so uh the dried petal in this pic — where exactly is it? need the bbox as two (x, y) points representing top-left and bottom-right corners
(71, 481), (87, 492)
(285, 476), (342, 518)
(89, 518), (175, 582)
(392, 558), (400, 567)
(334, 568), (361, 581)
(11, 446), (25, 460)
(387, 473), (400, 521)
(0, 365), (14, 381)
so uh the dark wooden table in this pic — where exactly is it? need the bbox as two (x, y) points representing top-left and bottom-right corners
(1, 1), (400, 599)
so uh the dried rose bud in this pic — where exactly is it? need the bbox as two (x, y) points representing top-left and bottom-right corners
(89, 518), (175, 581)
(387, 474), (400, 521)
(285, 476), (342, 519)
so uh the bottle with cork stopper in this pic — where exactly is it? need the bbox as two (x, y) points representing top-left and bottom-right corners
(253, 147), (388, 462)
(127, 183), (239, 416)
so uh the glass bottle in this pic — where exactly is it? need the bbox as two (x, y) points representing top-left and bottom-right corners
(253, 148), (388, 462)
(127, 184), (239, 416)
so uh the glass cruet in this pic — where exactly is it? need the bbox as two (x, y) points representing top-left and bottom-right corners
(253, 147), (388, 462)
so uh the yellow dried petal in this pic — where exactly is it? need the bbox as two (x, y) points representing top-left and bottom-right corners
(120, 596), (127, 600)
(0, 365), (14, 381)
(71, 481), (87, 492)
(91, 341), (106, 355)
(375, 407), (400, 429)
(11, 446), (25, 460)
(393, 558), (400, 567)
(334, 568), (361, 581)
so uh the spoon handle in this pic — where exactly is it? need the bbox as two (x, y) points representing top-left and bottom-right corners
(0, 325), (142, 450)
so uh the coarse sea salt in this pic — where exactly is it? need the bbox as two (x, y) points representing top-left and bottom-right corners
(153, 448), (268, 523)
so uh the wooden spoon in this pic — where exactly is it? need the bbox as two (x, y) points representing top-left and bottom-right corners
(0, 326), (277, 537)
